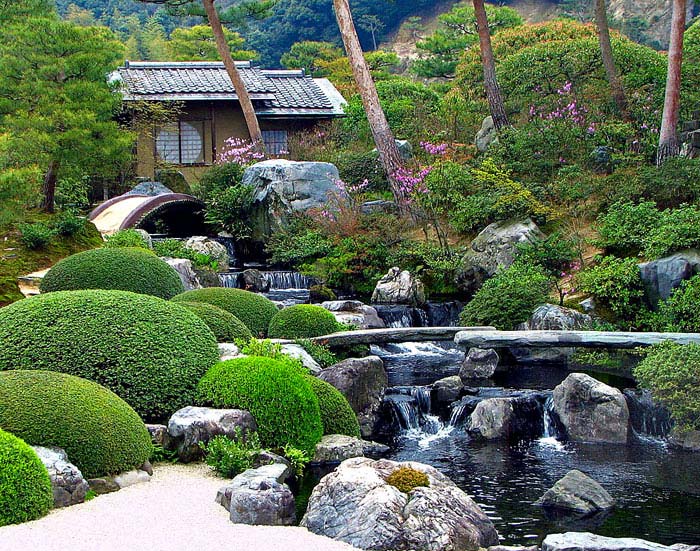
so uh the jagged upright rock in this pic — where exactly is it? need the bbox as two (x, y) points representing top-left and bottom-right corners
(459, 348), (500, 380)
(32, 446), (89, 508)
(184, 236), (230, 269)
(371, 267), (426, 307)
(162, 258), (202, 291)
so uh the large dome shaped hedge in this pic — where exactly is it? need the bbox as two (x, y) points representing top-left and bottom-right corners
(177, 301), (252, 343)
(197, 356), (323, 454)
(0, 290), (219, 421)
(0, 371), (152, 479)
(40, 247), (185, 299)
(305, 375), (360, 438)
(172, 288), (279, 336)
(0, 428), (53, 526)
(268, 304), (340, 339)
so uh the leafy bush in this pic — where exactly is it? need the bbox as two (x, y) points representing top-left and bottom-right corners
(0, 429), (53, 527)
(576, 256), (645, 320)
(595, 201), (661, 257)
(103, 229), (151, 249)
(152, 239), (218, 270)
(0, 290), (219, 421)
(386, 466), (430, 494)
(268, 304), (341, 339)
(0, 370), (152, 478)
(309, 284), (337, 303)
(172, 288), (280, 337)
(335, 151), (387, 192)
(19, 222), (54, 250)
(239, 337), (286, 359)
(634, 342), (700, 433)
(305, 375), (360, 437)
(40, 247), (185, 299)
(459, 262), (551, 330)
(177, 301), (252, 343)
(655, 276), (700, 332)
(643, 205), (700, 259)
(53, 211), (86, 236)
(295, 339), (338, 368)
(194, 162), (246, 202)
(200, 430), (261, 478)
(516, 232), (579, 277)
(196, 357), (323, 455)
(282, 444), (310, 477)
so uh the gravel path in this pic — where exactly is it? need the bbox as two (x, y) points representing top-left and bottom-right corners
(0, 463), (358, 551)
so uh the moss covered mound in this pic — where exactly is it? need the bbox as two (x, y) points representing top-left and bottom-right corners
(0, 290), (219, 421)
(0, 371), (152, 479)
(177, 301), (253, 343)
(197, 356), (323, 454)
(40, 247), (185, 299)
(305, 375), (360, 437)
(172, 288), (279, 337)
(0, 428), (53, 527)
(386, 466), (430, 494)
(268, 304), (340, 339)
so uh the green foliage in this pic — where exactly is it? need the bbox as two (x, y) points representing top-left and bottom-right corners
(459, 262), (551, 330)
(0, 370), (152, 479)
(55, 176), (90, 210)
(53, 211), (86, 237)
(0, 428), (53, 527)
(335, 151), (387, 192)
(200, 430), (261, 478)
(18, 222), (55, 250)
(655, 276), (700, 332)
(177, 301), (252, 343)
(281, 41), (343, 77)
(281, 443), (310, 478)
(304, 375), (360, 438)
(643, 206), (700, 260)
(40, 247), (185, 299)
(167, 25), (256, 61)
(309, 284), (337, 303)
(386, 466), (430, 494)
(0, 290), (219, 421)
(268, 304), (340, 339)
(295, 339), (338, 368)
(152, 239), (219, 270)
(239, 337), (285, 358)
(104, 229), (151, 249)
(193, 162), (246, 202)
(266, 219), (334, 266)
(172, 288), (280, 337)
(634, 342), (700, 433)
(516, 233), (579, 277)
(576, 256), (645, 320)
(197, 357), (323, 455)
(150, 445), (178, 464)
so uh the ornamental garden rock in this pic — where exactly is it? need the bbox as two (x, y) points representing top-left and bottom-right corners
(535, 470), (616, 516)
(32, 446), (89, 508)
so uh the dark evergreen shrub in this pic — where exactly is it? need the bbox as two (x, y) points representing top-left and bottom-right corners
(305, 375), (360, 437)
(268, 304), (340, 339)
(177, 301), (253, 343)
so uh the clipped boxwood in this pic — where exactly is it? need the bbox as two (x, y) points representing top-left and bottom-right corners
(305, 375), (360, 438)
(0, 429), (53, 526)
(268, 304), (340, 339)
(40, 247), (185, 299)
(0, 371), (152, 479)
(197, 356), (323, 454)
(172, 288), (279, 337)
(0, 290), (219, 421)
(177, 301), (252, 343)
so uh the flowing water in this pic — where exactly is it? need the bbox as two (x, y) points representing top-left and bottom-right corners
(219, 270), (313, 305)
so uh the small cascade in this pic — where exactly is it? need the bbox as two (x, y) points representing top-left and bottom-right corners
(219, 271), (241, 288)
(424, 301), (464, 327)
(217, 270), (313, 306)
(263, 271), (314, 290)
(373, 305), (429, 328)
(539, 396), (565, 449)
(624, 389), (673, 438)
(212, 236), (238, 268)
(384, 386), (452, 444)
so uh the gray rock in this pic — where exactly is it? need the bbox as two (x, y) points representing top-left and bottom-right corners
(371, 267), (426, 307)
(88, 477), (119, 495)
(139, 461), (154, 476)
(489, 547), (538, 551)
(535, 470), (615, 515)
(321, 300), (385, 329)
(167, 406), (257, 462)
(456, 218), (545, 296)
(319, 356), (388, 439)
(372, 139), (413, 160)
(669, 429), (700, 452)
(432, 375), (463, 404)
(280, 343), (322, 375)
(476, 116), (498, 152)
(146, 424), (168, 447)
(638, 249), (700, 309)
(218, 342), (241, 361)
(184, 236), (230, 269)
(238, 268), (270, 292)
(552, 373), (630, 444)
(361, 440), (391, 457)
(313, 434), (364, 463)
(468, 394), (544, 440)
(360, 200), (399, 215)
(301, 457), (499, 550)
(542, 532), (673, 551)
(126, 181), (172, 196)
(459, 348), (499, 380)
(32, 446), (89, 508)
(113, 469), (151, 489)
(162, 258), (201, 291)
(579, 297), (596, 314)
(134, 229), (153, 249)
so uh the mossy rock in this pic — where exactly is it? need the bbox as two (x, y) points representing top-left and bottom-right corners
(305, 375), (360, 437)
(268, 304), (340, 339)
(177, 301), (252, 343)
(386, 466), (430, 494)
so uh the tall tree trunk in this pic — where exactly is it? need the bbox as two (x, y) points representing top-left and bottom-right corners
(201, 0), (264, 150)
(40, 159), (60, 213)
(333, 0), (406, 206)
(658, 0), (687, 165)
(473, 0), (509, 130)
(595, 0), (629, 120)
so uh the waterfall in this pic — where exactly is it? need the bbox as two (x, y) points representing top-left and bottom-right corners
(374, 305), (430, 328)
(219, 271), (241, 288)
(263, 271), (314, 290)
(624, 389), (673, 438)
(539, 396), (565, 449)
(384, 386), (454, 446)
(212, 236), (237, 268)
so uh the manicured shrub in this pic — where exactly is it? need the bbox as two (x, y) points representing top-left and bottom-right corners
(305, 375), (360, 437)
(19, 222), (55, 250)
(0, 429), (53, 527)
(197, 357), (323, 455)
(172, 288), (279, 337)
(40, 247), (184, 299)
(386, 466), (430, 494)
(0, 290), (219, 421)
(268, 304), (341, 339)
(576, 256), (645, 321)
(0, 371), (152, 479)
(103, 229), (151, 249)
(177, 301), (252, 343)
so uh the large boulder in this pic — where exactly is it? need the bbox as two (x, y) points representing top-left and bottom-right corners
(313, 434), (365, 464)
(162, 258), (202, 291)
(319, 356), (388, 439)
(475, 116), (498, 152)
(184, 236), (230, 269)
(238, 269), (270, 293)
(535, 470), (615, 515)
(638, 249), (700, 309)
(371, 267), (426, 307)
(279, 343), (322, 376)
(669, 429), (700, 452)
(456, 218), (545, 297)
(432, 376), (464, 405)
(32, 446), (89, 508)
(301, 457), (499, 550)
(468, 394), (544, 440)
(459, 348), (500, 380)
(551, 374), (630, 444)
(322, 300), (386, 329)
(542, 532), (674, 551)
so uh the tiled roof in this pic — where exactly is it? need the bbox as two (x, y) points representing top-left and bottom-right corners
(115, 61), (345, 117)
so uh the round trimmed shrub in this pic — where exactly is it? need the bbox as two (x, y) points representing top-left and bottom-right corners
(0, 290), (219, 421)
(0, 429), (53, 526)
(172, 288), (279, 337)
(40, 247), (185, 299)
(305, 375), (360, 437)
(177, 301), (253, 343)
(268, 304), (340, 339)
(197, 356), (323, 454)
(0, 371), (152, 479)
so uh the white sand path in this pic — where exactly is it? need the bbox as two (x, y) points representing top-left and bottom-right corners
(0, 463), (358, 551)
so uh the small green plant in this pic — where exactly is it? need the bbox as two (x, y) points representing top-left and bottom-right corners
(177, 301), (252, 343)
(152, 239), (218, 270)
(386, 466), (430, 494)
(200, 430), (261, 478)
(239, 338), (285, 359)
(53, 211), (86, 236)
(18, 222), (55, 250)
(150, 445), (179, 464)
(103, 229), (151, 249)
(295, 339), (338, 368)
(84, 489), (97, 502)
(282, 443), (311, 477)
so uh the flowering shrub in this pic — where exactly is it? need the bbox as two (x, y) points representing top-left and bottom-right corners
(216, 137), (265, 165)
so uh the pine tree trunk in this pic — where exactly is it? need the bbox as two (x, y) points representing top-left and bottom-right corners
(658, 0), (687, 165)
(595, 0), (629, 121)
(40, 159), (59, 214)
(202, 0), (264, 151)
(473, 0), (509, 130)
(332, 0), (406, 207)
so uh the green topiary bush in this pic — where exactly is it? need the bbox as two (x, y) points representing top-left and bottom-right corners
(386, 466), (430, 494)
(0, 290), (219, 421)
(305, 375), (360, 437)
(40, 247), (184, 299)
(172, 288), (279, 337)
(0, 429), (53, 527)
(268, 304), (341, 339)
(103, 229), (151, 249)
(177, 301), (252, 343)
(0, 371), (152, 479)
(196, 356), (323, 455)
